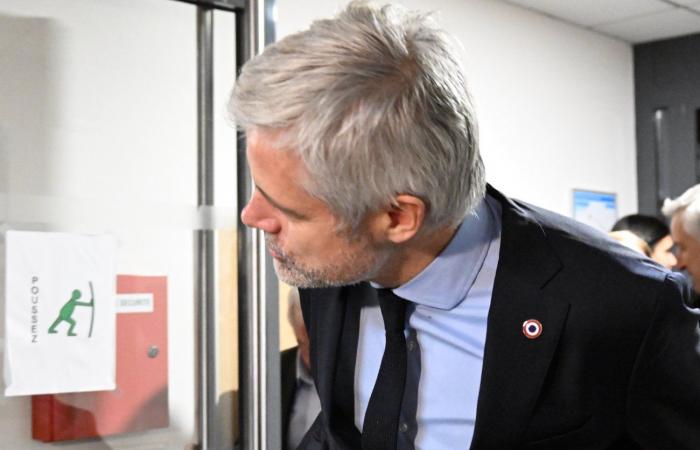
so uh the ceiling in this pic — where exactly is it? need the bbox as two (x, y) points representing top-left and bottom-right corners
(501, 0), (700, 44)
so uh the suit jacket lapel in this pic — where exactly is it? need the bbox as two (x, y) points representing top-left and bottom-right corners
(471, 186), (570, 449)
(300, 285), (363, 449)
(300, 287), (344, 423)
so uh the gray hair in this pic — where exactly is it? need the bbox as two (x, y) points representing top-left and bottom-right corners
(230, 1), (485, 231)
(662, 184), (700, 241)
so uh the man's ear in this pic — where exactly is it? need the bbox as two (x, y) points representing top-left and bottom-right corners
(384, 195), (426, 244)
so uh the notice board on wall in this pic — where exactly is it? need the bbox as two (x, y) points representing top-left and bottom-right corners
(572, 189), (617, 232)
(32, 275), (169, 442)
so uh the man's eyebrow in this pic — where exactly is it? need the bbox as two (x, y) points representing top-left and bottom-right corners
(256, 185), (309, 220)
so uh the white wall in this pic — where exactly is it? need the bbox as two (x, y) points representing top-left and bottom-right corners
(274, 0), (637, 219)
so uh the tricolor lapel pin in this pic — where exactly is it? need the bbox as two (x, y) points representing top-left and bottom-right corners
(522, 319), (543, 339)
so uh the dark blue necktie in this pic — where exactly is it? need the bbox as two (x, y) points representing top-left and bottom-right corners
(361, 288), (407, 450)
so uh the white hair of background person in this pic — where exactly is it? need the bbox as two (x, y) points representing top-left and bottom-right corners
(229, 0), (485, 233)
(662, 184), (700, 241)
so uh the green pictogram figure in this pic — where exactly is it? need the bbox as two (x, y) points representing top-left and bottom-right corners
(48, 288), (94, 337)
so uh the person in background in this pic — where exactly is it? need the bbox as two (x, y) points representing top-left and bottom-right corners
(281, 287), (321, 450)
(663, 185), (700, 295)
(611, 214), (676, 268)
(608, 229), (651, 256)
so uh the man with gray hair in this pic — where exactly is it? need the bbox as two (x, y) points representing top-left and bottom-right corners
(663, 184), (700, 296)
(232, 2), (700, 449)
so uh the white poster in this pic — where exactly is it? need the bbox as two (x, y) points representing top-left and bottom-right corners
(3, 230), (117, 396)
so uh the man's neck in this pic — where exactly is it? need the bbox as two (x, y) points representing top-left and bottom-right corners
(371, 225), (458, 288)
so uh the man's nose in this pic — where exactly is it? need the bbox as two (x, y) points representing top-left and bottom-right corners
(240, 194), (281, 234)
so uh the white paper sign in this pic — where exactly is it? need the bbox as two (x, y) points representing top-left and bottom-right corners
(3, 231), (117, 396)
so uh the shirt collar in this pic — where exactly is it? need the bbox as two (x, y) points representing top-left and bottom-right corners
(386, 196), (496, 310)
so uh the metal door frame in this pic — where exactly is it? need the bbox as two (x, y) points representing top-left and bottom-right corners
(168, 1), (278, 449)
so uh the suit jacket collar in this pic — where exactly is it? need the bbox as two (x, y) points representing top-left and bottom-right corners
(300, 185), (570, 450)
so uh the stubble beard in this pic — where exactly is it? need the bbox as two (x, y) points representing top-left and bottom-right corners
(265, 234), (391, 288)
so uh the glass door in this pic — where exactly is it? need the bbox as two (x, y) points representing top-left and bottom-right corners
(0, 0), (255, 448)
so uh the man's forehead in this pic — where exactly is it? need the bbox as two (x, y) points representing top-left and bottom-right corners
(672, 211), (699, 244)
(247, 129), (305, 169)
(247, 127), (290, 150)
(246, 128), (335, 218)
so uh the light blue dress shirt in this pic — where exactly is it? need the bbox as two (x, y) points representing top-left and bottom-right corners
(354, 195), (502, 449)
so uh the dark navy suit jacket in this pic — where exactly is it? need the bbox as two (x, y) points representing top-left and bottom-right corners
(297, 186), (700, 450)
